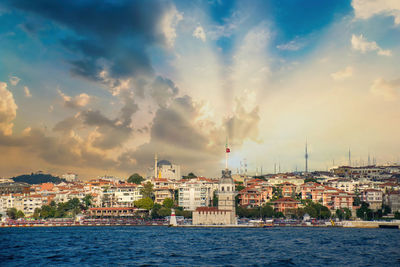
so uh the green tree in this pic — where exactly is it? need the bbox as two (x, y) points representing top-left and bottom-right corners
(6, 208), (18, 219)
(182, 172), (197, 179)
(272, 187), (283, 200)
(162, 198), (174, 209)
(356, 202), (373, 220)
(304, 177), (319, 184)
(127, 173), (144, 184)
(394, 211), (400, 219)
(82, 194), (93, 210)
(151, 203), (162, 219)
(134, 197), (154, 210)
(16, 210), (25, 219)
(343, 208), (352, 220)
(140, 182), (154, 199)
(158, 207), (171, 217)
(260, 205), (274, 218)
(212, 191), (218, 207)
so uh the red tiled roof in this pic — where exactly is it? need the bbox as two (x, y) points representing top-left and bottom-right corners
(271, 197), (300, 203)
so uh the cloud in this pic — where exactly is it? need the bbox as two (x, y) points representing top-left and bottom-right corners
(370, 78), (400, 101)
(9, 76), (20, 86)
(331, 66), (353, 81)
(130, 93), (261, 175)
(8, 0), (181, 83)
(58, 89), (91, 108)
(0, 82), (17, 136)
(351, 34), (392, 56)
(276, 40), (303, 51)
(160, 4), (183, 48)
(352, 0), (400, 25)
(193, 25), (206, 42)
(23, 86), (32, 97)
(150, 76), (179, 107)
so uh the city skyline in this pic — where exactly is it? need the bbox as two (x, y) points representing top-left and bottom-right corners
(1, 1), (400, 179)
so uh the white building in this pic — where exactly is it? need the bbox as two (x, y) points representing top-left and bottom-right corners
(62, 173), (78, 182)
(178, 179), (215, 211)
(0, 194), (48, 216)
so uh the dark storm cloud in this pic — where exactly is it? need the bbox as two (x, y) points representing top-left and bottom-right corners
(8, 0), (171, 80)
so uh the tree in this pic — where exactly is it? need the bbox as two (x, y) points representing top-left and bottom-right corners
(82, 194), (93, 210)
(134, 197), (154, 210)
(128, 173), (144, 184)
(140, 182), (154, 199)
(151, 203), (162, 219)
(356, 202), (373, 220)
(182, 172), (197, 179)
(16, 210), (25, 219)
(212, 191), (218, 207)
(304, 177), (319, 184)
(343, 208), (352, 220)
(260, 205), (274, 218)
(6, 208), (18, 220)
(395, 211), (400, 219)
(272, 187), (283, 200)
(162, 198), (174, 209)
(158, 207), (171, 217)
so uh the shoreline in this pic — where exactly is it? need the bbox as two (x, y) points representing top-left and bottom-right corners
(1, 222), (399, 229)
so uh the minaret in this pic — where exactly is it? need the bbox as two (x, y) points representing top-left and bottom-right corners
(348, 148), (351, 167)
(154, 153), (158, 178)
(305, 141), (309, 173)
(368, 152), (371, 166)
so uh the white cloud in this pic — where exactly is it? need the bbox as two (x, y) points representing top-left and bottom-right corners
(331, 66), (353, 81)
(352, 0), (400, 25)
(370, 78), (400, 101)
(0, 82), (18, 136)
(9, 76), (20, 86)
(58, 89), (91, 108)
(24, 86), (32, 98)
(351, 34), (392, 56)
(276, 40), (303, 51)
(160, 5), (183, 48)
(193, 25), (206, 42)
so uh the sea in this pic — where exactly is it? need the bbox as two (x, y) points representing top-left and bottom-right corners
(1, 226), (399, 266)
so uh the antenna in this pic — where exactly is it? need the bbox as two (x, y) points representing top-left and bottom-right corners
(225, 137), (230, 169)
(274, 163), (276, 174)
(305, 140), (309, 173)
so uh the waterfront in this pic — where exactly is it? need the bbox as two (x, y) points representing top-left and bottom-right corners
(1, 227), (399, 266)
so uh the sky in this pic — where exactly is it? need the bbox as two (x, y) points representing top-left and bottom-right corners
(1, 0), (400, 179)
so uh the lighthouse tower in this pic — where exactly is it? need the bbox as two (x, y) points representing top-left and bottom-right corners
(217, 141), (237, 224)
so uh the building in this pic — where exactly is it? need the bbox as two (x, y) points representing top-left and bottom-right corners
(178, 179), (214, 211)
(88, 207), (142, 218)
(193, 169), (237, 225)
(361, 189), (383, 210)
(62, 173), (78, 182)
(150, 158), (181, 181)
(271, 197), (301, 216)
(0, 182), (31, 195)
(383, 191), (400, 212)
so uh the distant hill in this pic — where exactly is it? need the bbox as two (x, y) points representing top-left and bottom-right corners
(12, 173), (66, 185)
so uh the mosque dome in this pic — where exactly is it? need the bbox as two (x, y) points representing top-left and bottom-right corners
(157, 160), (172, 167)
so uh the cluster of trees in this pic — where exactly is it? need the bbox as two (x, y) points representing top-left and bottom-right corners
(182, 172), (197, 180)
(237, 205), (284, 219)
(356, 202), (392, 220)
(295, 199), (332, 219)
(134, 197), (192, 219)
(12, 173), (66, 184)
(127, 173), (144, 184)
(6, 208), (25, 220)
(33, 195), (92, 219)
